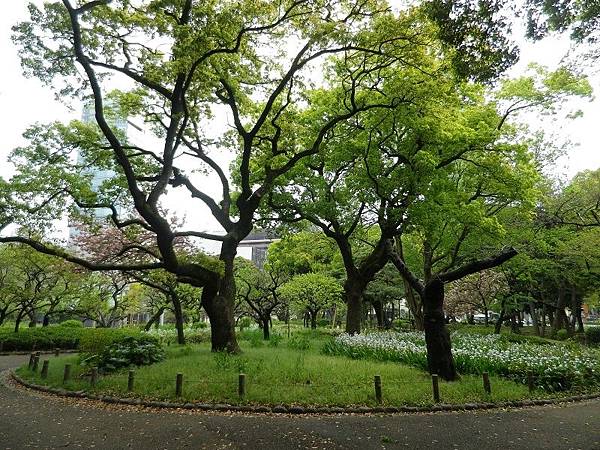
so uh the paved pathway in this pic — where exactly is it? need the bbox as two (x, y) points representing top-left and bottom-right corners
(1, 354), (599, 450)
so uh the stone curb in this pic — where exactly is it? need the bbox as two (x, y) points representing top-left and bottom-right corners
(0, 350), (79, 356)
(10, 370), (600, 415)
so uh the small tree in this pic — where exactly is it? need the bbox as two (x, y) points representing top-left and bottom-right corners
(445, 270), (509, 326)
(234, 258), (287, 340)
(279, 273), (343, 329)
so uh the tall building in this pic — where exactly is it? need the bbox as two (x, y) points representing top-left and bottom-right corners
(68, 103), (127, 241)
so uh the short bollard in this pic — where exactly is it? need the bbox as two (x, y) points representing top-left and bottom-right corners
(41, 360), (49, 379)
(238, 373), (246, 399)
(431, 374), (440, 403)
(90, 367), (98, 387)
(175, 373), (183, 397)
(528, 372), (535, 392)
(32, 355), (40, 372)
(374, 375), (382, 404)
(482, 372), (491, 395)
(63, 364), (71, 384)
(28, 353), (35, 370)
(54, 348), (60, 357)
(127, 370), (135, 392)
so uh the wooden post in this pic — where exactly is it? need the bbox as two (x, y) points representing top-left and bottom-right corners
(128, 370), (135, 392)
(175, 373), (183, 397)
(63, 364), (71, 384)
(528, 372), (535, 392)
(28, 353), (35, 369)
(32, 355), (39, 372)
(90, 367), (98, 387)
(54, 348), (60, 357)
(431, 374), (440, 402)
(239, 373), (246, 399)
(482, 372), (491, 395)
(41, 360), (49, 379)
(374, 375), (382, 404)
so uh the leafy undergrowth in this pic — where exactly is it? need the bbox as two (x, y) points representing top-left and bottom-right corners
(323, 331), (600, 391)
(15, 336), (543, 407)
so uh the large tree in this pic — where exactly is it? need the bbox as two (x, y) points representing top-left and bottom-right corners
(4, 0), (426, 352)
(384, 65), (591, 380)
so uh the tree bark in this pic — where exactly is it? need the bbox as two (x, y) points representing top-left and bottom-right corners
(144, 307), (166, 332)
(372, 299), (384, 329)
(171, 293), (186, 345)
(344, 277), (366, 334)
(494, 307), (505, 334)
(529, 301), (540, 336)
(309, 309), (318, 329)
(200, 236), (240, 353)
(14, 308), (26, 333)
(262, 316), (270, 340)
(422, 279), (457, 381)
(404, 281), (424, 331)
(551, 281), (570, 337)
(571, 286), (584, 334)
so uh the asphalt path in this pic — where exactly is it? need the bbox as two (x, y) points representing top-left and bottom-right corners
(1, 354), (599, 450)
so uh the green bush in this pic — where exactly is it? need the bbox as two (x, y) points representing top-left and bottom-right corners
(238, 317), (253, 330)
(585, 327), (600, 345)
(555, 329), (569, 341)
(0, 327), (84, 351)
(316, 319), (330, 328)
(58, 319), (84, 328)
(79, 328), (151, 355)
(81, 335), (165, 373)
(185, 330), (210, 344)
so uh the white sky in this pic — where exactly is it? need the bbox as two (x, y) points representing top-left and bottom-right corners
(0, 1), (599, 251)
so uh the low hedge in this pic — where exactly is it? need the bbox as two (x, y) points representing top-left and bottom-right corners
(586, 327), (600, 345)
(0, 326), (149, 352)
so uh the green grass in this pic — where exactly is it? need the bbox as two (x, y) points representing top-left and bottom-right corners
(17, 337), (541, 407)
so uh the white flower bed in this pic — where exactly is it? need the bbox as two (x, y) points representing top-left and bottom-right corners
(324, 331), (600, 391)
(145, 327), (210, 343)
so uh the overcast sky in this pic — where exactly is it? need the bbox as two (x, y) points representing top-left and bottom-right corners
(1, 1), (599, 247)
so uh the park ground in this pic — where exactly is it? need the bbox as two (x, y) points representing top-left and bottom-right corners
(1, 354), (600, 450)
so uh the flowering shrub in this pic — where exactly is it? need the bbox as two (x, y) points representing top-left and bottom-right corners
(144, 327), (210, 344)
(323, 331), (600, 391)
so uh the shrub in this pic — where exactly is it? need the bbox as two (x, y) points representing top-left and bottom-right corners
(82, 335), (164, 373)
(79, 328), (150, 355)
(58, 320), (84, 328)
(0, 327), (84, 351)
(585, 327), (600, 345)
(316, 319), (330, 328)
(555, 329), (569, 341)
(238, 317), (253, 330)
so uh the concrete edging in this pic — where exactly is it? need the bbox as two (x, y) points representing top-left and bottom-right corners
(10, 370), (600, 415)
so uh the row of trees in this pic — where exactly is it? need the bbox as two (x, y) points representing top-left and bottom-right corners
(0, 0), (598, 381)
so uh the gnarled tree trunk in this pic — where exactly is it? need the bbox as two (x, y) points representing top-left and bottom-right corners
(201, 241), (240, 353)
(172, 292), (185, 345)
(344, 276), (366, 334)
(404, 281), (424, 331)
(422, 279), (457, 381)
